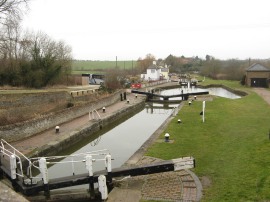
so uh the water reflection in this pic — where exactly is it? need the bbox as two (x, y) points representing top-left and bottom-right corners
(145, 103), (178, 114)
(200, 87), (241, 99)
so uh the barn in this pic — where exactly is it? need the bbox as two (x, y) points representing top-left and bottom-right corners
(245, 63), (270, 88)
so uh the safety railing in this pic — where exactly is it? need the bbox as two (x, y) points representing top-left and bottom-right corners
(0, 139), (35, 181)
(89, 109), (101, 121)
(0, 139), (112, 199)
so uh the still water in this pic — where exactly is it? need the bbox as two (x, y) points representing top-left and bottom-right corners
(44, 104), (175, 179)
(202, 87), (241, 99)
(161, 87), (241, 99)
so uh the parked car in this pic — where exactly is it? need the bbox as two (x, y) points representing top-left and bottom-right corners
(131, 83), (142, 89)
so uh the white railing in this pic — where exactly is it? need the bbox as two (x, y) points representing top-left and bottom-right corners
(89, 109), (101, 120)
(0, 139), (35, 180)
(0, 139), (111, 199)
(29, 149), (111, 180)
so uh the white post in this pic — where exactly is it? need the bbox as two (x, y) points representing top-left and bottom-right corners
(71, 157), (75, 175)
(86, 155), (95, 195)
(39, 157), (49, 184)
(85, 155), (93, 177)
(10, 154), (17, 180)
(202, 101), (206, 123)
(105, 154), (112, 173)
(98, 175), (108, 200)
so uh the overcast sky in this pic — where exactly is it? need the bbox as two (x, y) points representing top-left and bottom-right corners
(22, 0), (270, 61)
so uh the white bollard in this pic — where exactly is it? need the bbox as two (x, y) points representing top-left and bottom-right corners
(98, 175), (108, 200)
(164, 133), (170, 142)
(55, 126), (60, 133)
(39, 157), (49, 184)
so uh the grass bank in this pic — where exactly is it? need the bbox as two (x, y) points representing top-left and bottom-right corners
(146, 80), (270, 201)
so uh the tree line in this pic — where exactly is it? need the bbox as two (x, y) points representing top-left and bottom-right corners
(1, 1), (269, 89)
(137, 53), (270, 82)
(0, 0), (73, 88)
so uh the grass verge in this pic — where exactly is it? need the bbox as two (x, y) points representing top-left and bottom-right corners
(145, 81), (270, 201)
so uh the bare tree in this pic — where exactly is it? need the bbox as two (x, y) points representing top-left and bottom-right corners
(137, 53), (156, 73)
(55, 40), (73, 84)
(104, 68), (122, 92)
(0, 0), (28, 81)
(201, 59), (221, 79)
(0, 0), (28, 24)
(0, 15), (23, 85)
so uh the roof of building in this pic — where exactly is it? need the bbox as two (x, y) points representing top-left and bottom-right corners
(246, 63), (270, 72)
(147, 64), (159, 69)
(161, 68), (169, 72)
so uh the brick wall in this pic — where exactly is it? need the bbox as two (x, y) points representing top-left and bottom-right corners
(246, 71), (270, 86)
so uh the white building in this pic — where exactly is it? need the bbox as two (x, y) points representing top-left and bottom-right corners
(141, 61), (169, 81)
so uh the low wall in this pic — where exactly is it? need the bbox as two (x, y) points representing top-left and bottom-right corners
(0, 90), (124, 142)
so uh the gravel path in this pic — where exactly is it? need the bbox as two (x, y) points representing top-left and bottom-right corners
(252, 88), (270, 105)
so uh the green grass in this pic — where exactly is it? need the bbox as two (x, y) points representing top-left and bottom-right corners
(145, 81), (270, 201)
(196, 75), (245, 89)
(72, 60), (138, 74)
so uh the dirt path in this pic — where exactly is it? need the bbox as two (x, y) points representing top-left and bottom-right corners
(252, 88), (270, 106)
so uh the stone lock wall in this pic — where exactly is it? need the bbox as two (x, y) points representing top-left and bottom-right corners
(0, 90), (123, 142)
(0, 92), (71, 126)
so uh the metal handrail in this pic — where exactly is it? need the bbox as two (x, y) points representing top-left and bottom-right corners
(0, 139), (37, 178)
(1, 139), (111, 183)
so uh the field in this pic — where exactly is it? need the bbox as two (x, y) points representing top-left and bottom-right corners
(72, 60), (138, 74)
(145, 79), (270, 201)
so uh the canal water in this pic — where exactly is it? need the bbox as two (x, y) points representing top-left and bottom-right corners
(42, 87), (240, 180)
(44, 103), (176, 180)
(161, 87), (241, 100)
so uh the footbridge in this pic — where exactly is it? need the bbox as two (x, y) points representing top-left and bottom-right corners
(131, 89), (209, 101)
(0, 139), (195, 200)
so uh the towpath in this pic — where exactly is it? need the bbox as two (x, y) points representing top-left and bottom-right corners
(252, 88), (270, 105)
